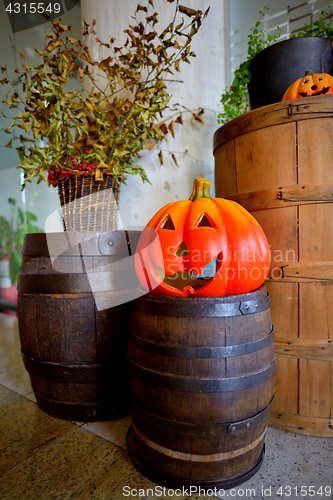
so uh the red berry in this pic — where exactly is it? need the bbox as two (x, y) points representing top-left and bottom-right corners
(70, 155), (75, 160)
(72, 161), (76, 166)
(84, 172), (89, 176)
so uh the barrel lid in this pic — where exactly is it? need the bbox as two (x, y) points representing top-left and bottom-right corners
(22, 231), (141, 257)
(213, 94), (333, 154)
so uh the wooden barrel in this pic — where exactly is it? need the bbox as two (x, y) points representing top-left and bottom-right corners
(214, 95), (333, 437)
(126, 287), (275, 489)
(17, 231), (141, 422)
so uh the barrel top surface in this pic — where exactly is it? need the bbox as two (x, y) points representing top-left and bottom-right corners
(213, 94), (333, 153)
(133, 285), (270, 317)
(22, 231), (141, 257)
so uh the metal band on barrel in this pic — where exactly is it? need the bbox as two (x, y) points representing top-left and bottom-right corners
(132, 289), (271, 317)
(21, 352), (126, 383)
(128, 327), (274, 358)
(128, 358), (276, 393)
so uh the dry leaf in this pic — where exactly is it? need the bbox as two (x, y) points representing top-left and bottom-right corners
(171, 154), (179, 167)
(192, 113), (204, 124)
(175, 114), (183, 124)
(168, 121), (175, 138)
(145, 142), (156, 150)
(158, 150), (163, 165)
(179, 5), (197, 17)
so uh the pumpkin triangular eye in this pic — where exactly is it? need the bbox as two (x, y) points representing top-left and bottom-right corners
(176, 241), (190, 256)
(196, 213), (212, 228)
(161, 216), (175, 230)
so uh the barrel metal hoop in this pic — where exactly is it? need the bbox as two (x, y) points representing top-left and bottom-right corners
(17, 270), (135, 294)
(127, 358), (276, 393)
(21, 231), (141, 257)
(128, 327), (274, 359)
(130, 397), (274, 437)
(34, 391), (129, 422)
(21, 352), (126, 383)
(133, 290), (271, 318)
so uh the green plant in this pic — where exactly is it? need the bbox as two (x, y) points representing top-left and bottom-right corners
(217, 7), (281, 125)
(290, 4), (333, 38)
(0, 1), (209, 188)
(0, 198), (43, 284)
(217, 3), (333, 125)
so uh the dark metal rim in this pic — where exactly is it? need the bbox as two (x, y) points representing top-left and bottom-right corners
(130, 397), (274, 437)
(34, 391), (130, 422)
(126, 426), (265, 491)
(133, 286), (271, 317)
(21, 231), (141, 257)
(127, 358), (276, 393)
(22, 351), (127, 383)
(17, 270), (137, 294)
(128, 326), (274, 358)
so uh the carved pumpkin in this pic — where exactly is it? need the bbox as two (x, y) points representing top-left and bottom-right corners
(135, 178), (270, 297)
(282, 70), (333, 101)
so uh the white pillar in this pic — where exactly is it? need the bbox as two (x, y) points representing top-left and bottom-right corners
(80, 0), (228, 227)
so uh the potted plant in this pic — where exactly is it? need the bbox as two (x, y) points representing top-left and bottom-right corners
(0, 197), (42, 313)
(217, 4), (333, 124)
(0, 1), (209, 231)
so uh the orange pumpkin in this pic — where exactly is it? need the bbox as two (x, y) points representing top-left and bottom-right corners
(135, 178), (270, 297)
(282, 70), (333, 101)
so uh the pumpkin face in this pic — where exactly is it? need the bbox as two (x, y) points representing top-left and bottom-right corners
(282, 70), (333, 101)
(135, 178), (270, 297)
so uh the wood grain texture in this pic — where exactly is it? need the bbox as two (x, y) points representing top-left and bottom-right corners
(222, 184), (333, 211)
(127, 289), (275, 484)
(235, 123), (297, 194)
(17, 232), (141, 422)
(269, 410), (333, 437)
(214, 103), (333, 436)
(213, 95), (333, 151)
(214, 139), (236, 198)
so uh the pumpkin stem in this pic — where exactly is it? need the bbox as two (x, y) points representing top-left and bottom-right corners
(305, 70), (313, 76)
(189, 177), (212, 201)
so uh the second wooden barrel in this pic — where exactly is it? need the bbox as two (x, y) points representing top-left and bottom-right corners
(127, 286), (275, 488)
(214, 95), (333, 437)
(18, 231), (140, 422)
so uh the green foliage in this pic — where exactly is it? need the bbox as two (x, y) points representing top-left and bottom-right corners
(0, 198), (43, 285)
(0, 1), (209, 188)
(218, 7), (281, 125)
(290, 4), (333, 39)
(218, 3), (333, 125)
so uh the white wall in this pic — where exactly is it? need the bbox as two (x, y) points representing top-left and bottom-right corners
(0, 0), (228, 231)
(0, 2), (82, 230)
(81, 0), (228, 229)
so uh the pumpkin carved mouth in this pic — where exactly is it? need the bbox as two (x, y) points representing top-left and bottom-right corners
(155, 252), (222, 294)
(298, 87), (330, 97)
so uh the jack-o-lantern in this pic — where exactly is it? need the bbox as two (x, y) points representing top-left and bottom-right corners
(282, 70), (333, 101)
(135, 178), (270, 297)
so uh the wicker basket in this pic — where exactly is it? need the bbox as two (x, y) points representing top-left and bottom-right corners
(58, 174), (120, 231)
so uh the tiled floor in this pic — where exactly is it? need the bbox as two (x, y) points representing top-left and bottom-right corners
(0, 312), (332, 500)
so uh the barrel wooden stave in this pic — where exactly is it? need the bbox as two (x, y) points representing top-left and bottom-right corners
(18, 231), (140, 421)
(213, 96), (333, 437)
(127, 288), (275, 485)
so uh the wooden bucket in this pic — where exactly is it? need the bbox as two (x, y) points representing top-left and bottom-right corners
(214, 95), (333, 437)
(17, 231), (140, 422)
(126, 287), (275, 489)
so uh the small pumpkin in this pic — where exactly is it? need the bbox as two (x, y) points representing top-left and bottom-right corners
(135, 178), (270, 297)
(282, 70), (333, 101)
